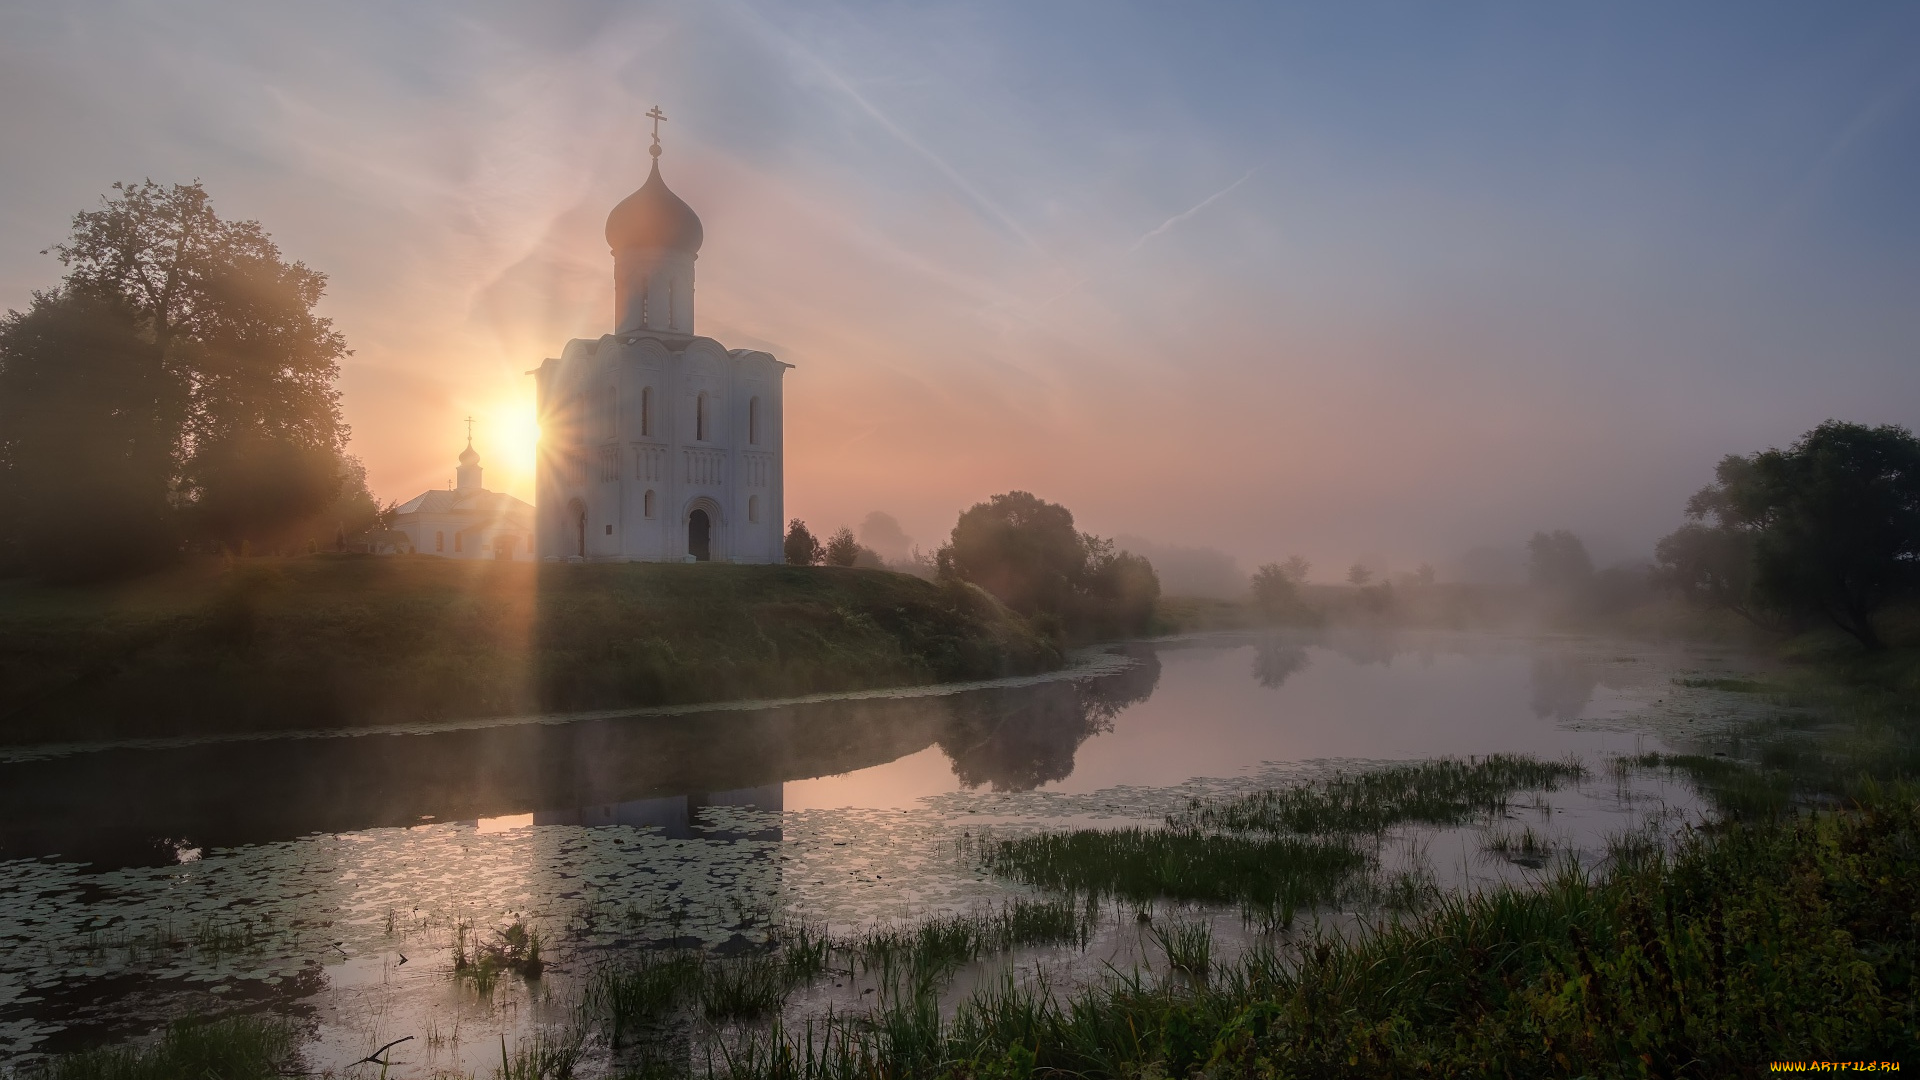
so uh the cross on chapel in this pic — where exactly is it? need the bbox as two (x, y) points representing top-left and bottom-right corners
(647, 106), (667, 157)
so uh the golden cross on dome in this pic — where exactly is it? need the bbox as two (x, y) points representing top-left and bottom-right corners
(464, 415), (475, 441)
(646, 106), (667, 157)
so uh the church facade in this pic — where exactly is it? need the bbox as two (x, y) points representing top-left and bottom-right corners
(533, 118), (788, 563)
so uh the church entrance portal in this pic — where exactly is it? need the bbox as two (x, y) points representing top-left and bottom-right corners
(688, 509), (711, 561)
(566, 499), (587, 558)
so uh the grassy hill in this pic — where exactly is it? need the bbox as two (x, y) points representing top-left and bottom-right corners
(0, 555), (1061, 745)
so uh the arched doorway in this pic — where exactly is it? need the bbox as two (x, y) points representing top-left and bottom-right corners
(566, 499), (587, 558)
(688, 509), (711, 561)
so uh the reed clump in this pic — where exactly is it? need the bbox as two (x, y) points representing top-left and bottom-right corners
(984, 828), (1366, 917)
(581, 899), (1097, 1055)
(454, 919), (544, 993)
(5, 1014), (300, 1080)
(1180, 754), (1588, 835)
(987, 755), (1584, 915)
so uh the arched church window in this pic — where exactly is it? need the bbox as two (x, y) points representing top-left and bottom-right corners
(644, 489), (656, 518)
(749, 396), (760, 445)
(435, 531), (444, 553)
(696, 392), (709, 441)
(641, 387), (653, 437)
(748, 495), (759, 523)
(602, 386), (616, 439)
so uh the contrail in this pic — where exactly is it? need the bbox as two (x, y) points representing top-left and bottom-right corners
(1035, 168), (1258, 307)
(729, 2), (1043, 253)
(1123, 168), (1257, 256)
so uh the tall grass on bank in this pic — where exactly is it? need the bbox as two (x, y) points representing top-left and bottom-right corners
(713, 791), (1920, 1078)
(5, 1015), (299, 1080)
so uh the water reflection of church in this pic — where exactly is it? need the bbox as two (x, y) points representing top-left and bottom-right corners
(532, 785), (783, 840)
(0, 648), (1161, 864)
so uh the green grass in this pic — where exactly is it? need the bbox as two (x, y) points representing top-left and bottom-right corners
(5, 1015), (300, 1080)
(985, 756), (1587, 920)
(454, 919), (546, 994)
(1673, 676), (1771, 693)
(583, 900), (1097, 1048)
(1618, 616), (1920, 819)
(706, 791), (1920, 1078)
(1179, 754), (1588, 835)
(496, 1029), (584, 1080)
(1148, 918), (1213, 982)
(983, 828), (1368, 922)
(0, 556), (1059, 743)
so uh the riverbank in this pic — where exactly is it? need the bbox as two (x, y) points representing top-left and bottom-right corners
(8, 623), (1914, 1074)
(0, 556), (1060, 745)
(16, 777), (1915, 1078)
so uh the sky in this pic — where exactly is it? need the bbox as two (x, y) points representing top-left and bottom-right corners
(3, 1), (1917, 579)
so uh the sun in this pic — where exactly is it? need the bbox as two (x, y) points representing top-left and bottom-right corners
(470, 394), (540, 495)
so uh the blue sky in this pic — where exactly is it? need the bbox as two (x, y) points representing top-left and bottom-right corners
(2, 1), (1916, 575)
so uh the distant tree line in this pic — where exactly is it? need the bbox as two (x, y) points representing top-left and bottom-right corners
(1655, 420), (1920, 651)
(0, 181), (377, 580)
(786, 491), (1160, 642)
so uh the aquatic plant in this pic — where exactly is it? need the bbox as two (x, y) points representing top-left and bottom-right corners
(1481, 823), (1558, 866)
(709, 790), (1920, 1076)
(700, 954), (792, 1021)
(850, 896), (1095, 990)
(1179, 754), (1588, 835)
(1620, 751), (1795, 818)
(1148, 918), (1212, 982)
(6, 1014), (299, 1080)
(1673, 676), (1770, 693)
(985, 826), (1367, 922)
(587, 951), (704, 1048)
(453, 919), (544, 994)
(496, 1029), (583, 1080)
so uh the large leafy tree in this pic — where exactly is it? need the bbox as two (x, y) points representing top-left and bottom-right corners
(936, 491), (1159, 639)
(1657, 421), (1920, 650)
(0, 290), (185, 578)
(21, 180), (365, 559)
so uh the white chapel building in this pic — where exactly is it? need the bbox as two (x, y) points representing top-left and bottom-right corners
(389, 439), (537, 560)
(533, 114), (788, 563)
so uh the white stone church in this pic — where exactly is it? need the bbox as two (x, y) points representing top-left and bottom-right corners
(388, 439), (537, 560)
(533, 115), (788, 562)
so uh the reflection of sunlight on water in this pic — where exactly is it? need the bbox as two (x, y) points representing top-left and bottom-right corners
(783, 746), (961, 811)
(475, 813), (534, 833)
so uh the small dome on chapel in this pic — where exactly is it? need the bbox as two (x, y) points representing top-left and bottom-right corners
(604, 160), (704, 254)
(458, 440), (480, 466)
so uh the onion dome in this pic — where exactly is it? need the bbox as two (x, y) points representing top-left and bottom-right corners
(458, 440), (480, 466)
(604, 159), (703, 254)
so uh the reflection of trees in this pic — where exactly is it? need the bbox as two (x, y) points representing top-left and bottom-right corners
(1251, 636), (1311, 688)
(936, 646), (1161, 792)
(1324, 627), (1400, 667)
(1530, 655), (1598, 720)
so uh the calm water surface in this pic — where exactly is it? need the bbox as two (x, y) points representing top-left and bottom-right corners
(0, 630), (1766, 1070)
